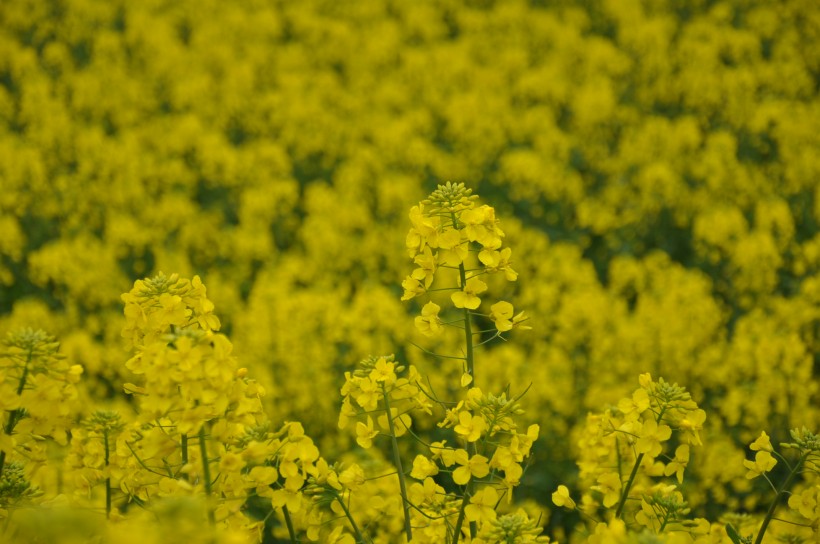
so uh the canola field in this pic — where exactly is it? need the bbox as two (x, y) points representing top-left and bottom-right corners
(1, 0), (819, 542)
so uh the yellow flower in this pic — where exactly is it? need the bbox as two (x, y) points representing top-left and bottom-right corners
(370, 357), (396, 384)
(478, 247), (518, 281)
(749, 431), (773, 452)
(489, 301), (515, 332)
(552, 485), (576, 509)
(465, 486), (499, 524)
(415, 302), (443, 336)
(744, 450), (777, 479)
(452, 450), (490, 485)
(356, 416), (379, 449)
(454, 411), (486, 442)
(636, 418), (672, 458)
(451, 277), (487, 309)
(663, 444), (690, 484)
(411, 247), (437, 288)
(410, 454), (440, 480)
(593, 471), (622, 508)
(788, 486), (819, 520)
(678, 408), (706, 446)
(401, 276), (425, 301)
(353, 377), (379, 411)
(438, 227), (468, 266)
(338, 464), (366, 489)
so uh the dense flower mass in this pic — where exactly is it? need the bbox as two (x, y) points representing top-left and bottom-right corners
(1, 0), (819, 542)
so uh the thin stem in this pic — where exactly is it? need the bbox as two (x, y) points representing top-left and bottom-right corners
(409, 342), (466, 361)
(754, 453), (807, 544)
(452, 489), (471, 544)
(457, 262), (476, 387)
(615, 452), (644, 518)
(336, 493), (367, 543)
(382, 383), (413, 542)
(199, 424), (215, 525)
(282, 504), (298, 544)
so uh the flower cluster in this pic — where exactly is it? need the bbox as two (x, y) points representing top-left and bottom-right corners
(0, 328), (82, 517)
(403, 182), (529, 356)
(555, 374), (707, 538)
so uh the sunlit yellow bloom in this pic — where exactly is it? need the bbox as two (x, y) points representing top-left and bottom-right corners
(664, 444), (690, 484)
(410, 454), (440, 480)
(415, 302), (443, 336)
(465, 486), (499, 524)
(454, 411), (486, 442)
(593, 471), (622, 508)
(749, 431), (773, 452)
(636, 418), (672, 458)
(552, 485), (576, 509)
(356, 416), (379, 449)
(452, 449), (490, 485)
(370, 357), (397, 384)
(744, 450), (777, 479)
(338, 463), (366, 489)
(451, 277), (487, 309)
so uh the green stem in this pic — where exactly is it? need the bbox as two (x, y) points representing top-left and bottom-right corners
(180, 434), (189, 481)
(282, 504), (297, 544)
(452, 489), (472, 544)
(615, 452), (644, 518)
(0, 347), (33, 478)
(104, 429), (112, 519)
(382, 383), (413, 542)
(336, 493), (367, 543)
(199, 424), (215, 525)
(753, 453), (806, 544)
(457, 262), (476, 388)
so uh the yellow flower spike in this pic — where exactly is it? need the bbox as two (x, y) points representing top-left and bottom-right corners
(451, 277), (487, 309)
(465, 486), (499, 524)
(552, 485), (577, 509)
(356, 416), (378, 448)
(744, 450), (777, 479)
(415, 302), (443, 337)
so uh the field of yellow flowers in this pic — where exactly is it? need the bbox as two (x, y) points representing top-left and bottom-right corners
(1, 0), (819, 542)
